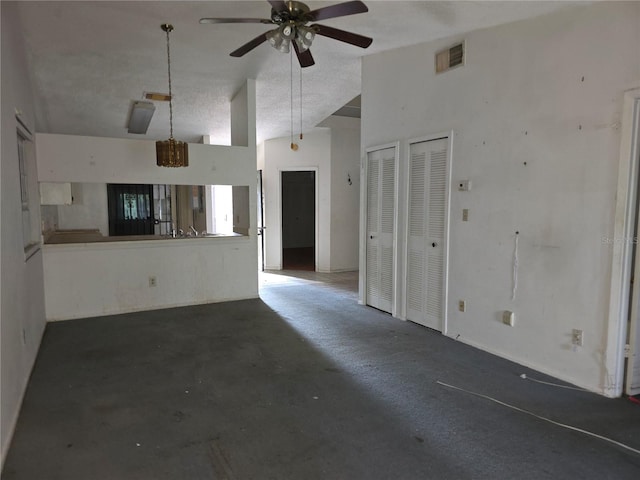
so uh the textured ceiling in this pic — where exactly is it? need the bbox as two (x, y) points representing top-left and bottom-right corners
(15, 1), (579, 145)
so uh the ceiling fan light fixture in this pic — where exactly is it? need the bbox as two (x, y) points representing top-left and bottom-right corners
(266, 28), (282, 47)
(203, 0), (372, 67)
(278, 38), (291, 53)
(280, 24), (295, 40)
(295, 25), (315, 52)
(267, 28), (291, 53)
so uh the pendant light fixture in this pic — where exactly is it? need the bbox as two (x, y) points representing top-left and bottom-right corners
(156, 23), (189, 168)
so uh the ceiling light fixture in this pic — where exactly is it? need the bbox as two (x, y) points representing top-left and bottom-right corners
(295, 25), (315, 52)
(267, 23), (317, 55)
(127, 100), (155, 134)
(267, 23), (298, 54)
(156, 23), (188, 168)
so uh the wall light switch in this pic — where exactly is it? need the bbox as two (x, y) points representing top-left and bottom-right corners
(458, 300), (466, 312)
(502, 310), (515, 326)
(462, 209), (469, 222)
(571, 329), (584, 346)
(458, 180), (472, 191)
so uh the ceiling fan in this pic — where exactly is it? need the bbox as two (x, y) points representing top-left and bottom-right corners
(200, 0), (372, 68)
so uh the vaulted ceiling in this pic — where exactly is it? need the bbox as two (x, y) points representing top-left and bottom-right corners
(15, 1), (579, 145)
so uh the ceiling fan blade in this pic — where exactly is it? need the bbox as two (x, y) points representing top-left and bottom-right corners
(308, 1), (368, 22)
(293, 42), (315, 68)
(313, 24), (373, 49)
(267, 0), (287, 11)
(200, 18), (273, 24)
(230, 32), (269, 57)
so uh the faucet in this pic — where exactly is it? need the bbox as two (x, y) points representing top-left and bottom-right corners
(189, 226), (198, 236)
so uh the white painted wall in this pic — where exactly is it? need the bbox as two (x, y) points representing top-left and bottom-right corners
(36, 80), (258, 321)
(360, 2), (640, 395)
(322, 116), (361, 272)
(43, 237), (256, 320)
(36, 135), (258, 319)
(263, 118), (361, 272)
(56, 183), (109, 235)
(1, 3), (47, 466)
(263, 128), (332, 271)
(36, 135), (254, 185)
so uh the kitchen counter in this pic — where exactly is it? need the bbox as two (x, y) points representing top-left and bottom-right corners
(43, 229), (243, 244)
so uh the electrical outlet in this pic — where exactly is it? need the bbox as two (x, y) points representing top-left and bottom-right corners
(149, 276), (157, 287)
(458, 300), (466, 312)
(462, 209), (469, 222)
(571, 329), (584, 347)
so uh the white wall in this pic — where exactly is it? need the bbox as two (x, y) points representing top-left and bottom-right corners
(36, 80), (258, 321)
(262, 118), (361, 272)
(37, 134), (254, 185)
(56, 183), (109, 235)
(36, 132), (258, 320)
(1, 3), (47, 466)
(361, 2), (640, 395)
(43, 237), (256, 320)
(322, 116), (361, 272)
(263, 128), (332, 271)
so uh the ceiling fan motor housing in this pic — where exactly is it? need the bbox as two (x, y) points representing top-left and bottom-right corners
(271, 1), (312, 25)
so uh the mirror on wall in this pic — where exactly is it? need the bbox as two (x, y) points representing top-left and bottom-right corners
(40, 182), (250, 243)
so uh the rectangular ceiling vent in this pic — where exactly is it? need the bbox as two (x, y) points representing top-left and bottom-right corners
(435, 42), (465, 74)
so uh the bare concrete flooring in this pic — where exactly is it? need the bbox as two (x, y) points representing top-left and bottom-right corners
(3, 270), (640, 479)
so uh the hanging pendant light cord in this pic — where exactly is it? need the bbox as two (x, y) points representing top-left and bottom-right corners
(290, 49), (294, 146)
(299, 63), (303, 139)
(164, 24), (174, 139)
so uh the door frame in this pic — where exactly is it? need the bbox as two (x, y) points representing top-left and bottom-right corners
(359, 142), (400, 314)
(278, 167), (319, 271)
(403, 132), (454, 334)
(257, 169), (265, 271)
(606, 88), (640, 398)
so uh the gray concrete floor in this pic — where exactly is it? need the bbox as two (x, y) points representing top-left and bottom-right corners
(3, 270), (640, 479)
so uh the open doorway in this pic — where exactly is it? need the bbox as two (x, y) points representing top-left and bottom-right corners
(281, 170), (316, 271)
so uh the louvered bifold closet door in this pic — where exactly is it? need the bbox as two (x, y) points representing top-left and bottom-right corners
(366, 147), (396, 313)
(407, 138), (448, 330)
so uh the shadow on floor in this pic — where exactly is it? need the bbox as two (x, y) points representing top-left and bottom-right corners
(3, 271), (640, 479)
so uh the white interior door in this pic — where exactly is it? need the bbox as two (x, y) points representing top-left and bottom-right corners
(624, 99), (640, 397)
(625, 210), (640, 395)
(627, 307), (640, 395)
(407, 138), (449, 330)
(366, 147), (395, 313)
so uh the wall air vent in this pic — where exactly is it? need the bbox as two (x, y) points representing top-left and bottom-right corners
(435, 41), (465, 74)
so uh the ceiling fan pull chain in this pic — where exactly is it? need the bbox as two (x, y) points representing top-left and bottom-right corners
(290, 49), (298, 151)
(290, 48), (293, 146)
